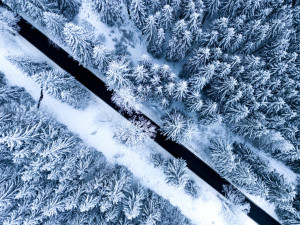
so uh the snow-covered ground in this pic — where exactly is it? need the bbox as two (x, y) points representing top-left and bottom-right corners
(0, 26), (258, 225)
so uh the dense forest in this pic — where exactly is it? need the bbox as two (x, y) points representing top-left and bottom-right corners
(1, 0), (300, 224)
(0, 70), (192, 224)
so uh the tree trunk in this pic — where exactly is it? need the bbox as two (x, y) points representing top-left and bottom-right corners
(37, 88), (44, 109)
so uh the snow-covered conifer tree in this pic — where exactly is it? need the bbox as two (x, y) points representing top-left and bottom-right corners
(43, 12), (67, 41)
(163, 158), (189, 187)
(185, 90), (203, 112)
(133, 64), (150, 84)
(149, 28), (165, 57)
(63, 23), (93, 66)
(130, 0), (147, 28)
(222, 185), (250, 214)
(166, 19), (193, 61)
(0, 7), (19, 38)
(184, 179), (199, 198)
(173, 80), (189, 101)
(123, 188), (145, 220)
(224, 103), (250, 124)
(141, 193), (161, 225)
(209, 139), (237, 176)
(162, 110), (189, 142)
(91, 0), (123, 26)
(92, 44), (112, 72)
(106, 58), (132, 90)
(143, 15), (158, 45)
(161, 4), (174, 30)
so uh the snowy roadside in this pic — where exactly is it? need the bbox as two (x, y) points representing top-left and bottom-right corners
(0, 32), (258, 225)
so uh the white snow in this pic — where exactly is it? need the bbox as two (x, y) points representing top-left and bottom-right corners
(0, 31), (258, 225)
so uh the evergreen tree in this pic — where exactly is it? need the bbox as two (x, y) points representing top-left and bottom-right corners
(209, 139), (237, 176)
(173, 80), (189, 101)
(187, 12), (202, 35)
(112, 87), (139, 114)
(166, 19), (193, 61)
(222, 185), (250, 214)
(106, 58), (132, 90)
(163, 158), (189, 187)
(123, 188), (145, 220)
(232, 115), (269, 138)
(63, 23), (93, 66)
(161, 4), (174, 30)
(141, 193), (161, 225)
(130, 0), (147, 29)
(32, 69), (91, 109)
(143, 15), (158, 45)
(162, 110), (189, 142)
(133, 64), (150, 84)
(264, 171), (296, 204)
(185, 90), (203, 112)
(92, 44), (112, 72)
(0, 7), (19, 37)
(43, 12), (67, 41)
(91, 0), (123, 26)
(184, 179), (199, 198)
(149, 28), (165, 57)
(224, 103), (250, 124)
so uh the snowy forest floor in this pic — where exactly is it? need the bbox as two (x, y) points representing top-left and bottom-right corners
(0, 28), (257, 225)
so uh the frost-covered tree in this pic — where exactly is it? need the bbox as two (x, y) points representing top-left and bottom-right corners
(161, 110), (189, 142)
(173, 80), (189, 101)
(224, 103), (250, 124)
(222, 185), (250, 214)
(123, 187), (145, 220)
(163, 158), (189, 187)
(149, 28), (165, 57)
(185, 90), (203, 112)
(43, 12), (67, 41)
(133, 64), (150, 84)
(114, 116), (156, 146)
(92, 44), (112, 72)
(151, 153), (166, 168)
(0, 7), (19, 38)
(184, 179), (200, 198)
(166, 19), (193, 61)
(264, 171), (296, 204)
(106, 58), (132, 90)
(141, 193), (162, 225)
(63, 23), (93, 66)
(209, 139), (237, 176)
(130, 0), (147, 28)
(32, 69), (91, 109)
(161, 4), (174, 30)
(90, 0), (123, 26)
(143, 15), (158, 45)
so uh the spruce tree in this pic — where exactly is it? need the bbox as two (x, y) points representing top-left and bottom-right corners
(43, 12), (67, 41)
(105, 58), (132, 90)
(63, 23), (93, 66)
(94, 0), (122, 25)
(130, 0), (147, 29)
(92, 44), (112, 72)
(163, 158), (189, 187)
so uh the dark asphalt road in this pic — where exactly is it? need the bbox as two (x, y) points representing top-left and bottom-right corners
(0, 3), (280, 224)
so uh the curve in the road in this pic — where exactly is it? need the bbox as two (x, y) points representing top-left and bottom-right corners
(1, 3), (280, 224)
